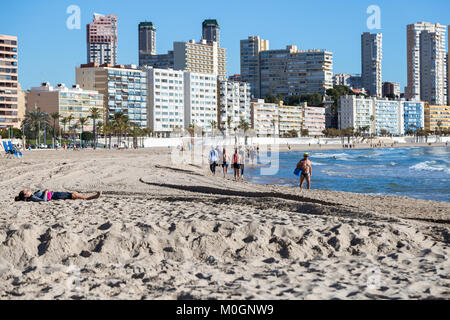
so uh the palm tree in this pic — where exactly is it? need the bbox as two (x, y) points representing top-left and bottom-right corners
(23, 108), (48, 146)
(96, 121), (104, 148)
(71, 122), (79, 148)
(112, 112), (128, 147)
(436, 120), (443, 137)
(78, 117), (88, 147)
(103, 122), (114, 149)
(238, 118), (250, 133)
(89, 107), (101, 149)
(271, 118), (277, 137)
(226, 116), (232, 134)
(61, 117), (68, 139)
(50, 112), (59, 146)
(66, 114), (75, 145)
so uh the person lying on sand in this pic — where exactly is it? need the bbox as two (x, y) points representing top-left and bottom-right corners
(15, 189), (101, 202)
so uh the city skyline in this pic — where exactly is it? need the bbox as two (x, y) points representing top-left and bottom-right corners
(1, 0), (449, 91)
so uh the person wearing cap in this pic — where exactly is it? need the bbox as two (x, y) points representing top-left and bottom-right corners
(296, 153), (312, 190)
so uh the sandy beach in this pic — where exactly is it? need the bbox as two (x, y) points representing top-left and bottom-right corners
(0, 147), (449, 300)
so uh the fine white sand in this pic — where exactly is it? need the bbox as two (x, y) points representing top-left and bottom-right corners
(0, 148), (449, 300)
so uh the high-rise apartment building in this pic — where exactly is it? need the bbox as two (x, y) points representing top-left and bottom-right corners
(142, 67), (185, 136)
(0, 34), (19, 129)
(218, 80), (251, 134)
(339, 95), (375, 134)
(76, 63), (147, 127)
(259, 45), (333, 98)
(144, 20), (227, 78)
(174, 40), (226, 78)
(240, 36), (269, 98)
(202, 19), (220, 45)
(184, 72), (218, 132)
(361, 32), (383, 97)
(87, 14), (118, 65)
(139, 22), (156, 66)
(406, 22), (447, 105)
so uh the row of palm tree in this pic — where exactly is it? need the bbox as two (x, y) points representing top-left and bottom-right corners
(23, 108), (153, 149)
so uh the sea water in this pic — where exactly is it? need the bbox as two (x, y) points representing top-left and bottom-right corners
(245, 146), (450, 203)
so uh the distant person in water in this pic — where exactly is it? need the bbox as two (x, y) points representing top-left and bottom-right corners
(297, 153), (312, 190)
(15, 189), (101, 202)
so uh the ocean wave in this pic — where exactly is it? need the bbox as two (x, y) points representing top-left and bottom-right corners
(311, 153), (350, 160)
(409, 161), (450, 174)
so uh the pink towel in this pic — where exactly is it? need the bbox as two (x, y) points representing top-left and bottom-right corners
(47, 191), (52, 201)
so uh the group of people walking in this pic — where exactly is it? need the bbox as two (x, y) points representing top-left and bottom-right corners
(209, 146), (249, 181)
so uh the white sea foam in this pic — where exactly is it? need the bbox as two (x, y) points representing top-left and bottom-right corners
(311, 161), (326, 166)
(409, 161), (450, 174)
(312, 153), (350, 160)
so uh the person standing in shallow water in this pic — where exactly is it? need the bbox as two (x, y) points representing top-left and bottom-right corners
(297, 153), (312, 190)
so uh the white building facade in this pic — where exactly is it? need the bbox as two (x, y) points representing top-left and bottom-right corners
(218, 80), (251, 134)
(374, 99), (403, 136)
(143, 67), (185, 137)
(184, 72), (218, 132)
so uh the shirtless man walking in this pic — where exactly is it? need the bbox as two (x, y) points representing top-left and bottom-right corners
(297, 153), (312, 190)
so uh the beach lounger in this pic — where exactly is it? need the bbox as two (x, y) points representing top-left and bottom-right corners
(4, 141), (22, 158)
(2, 141), (13, 158)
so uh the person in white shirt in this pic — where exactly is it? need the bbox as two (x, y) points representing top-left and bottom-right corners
(209, 147), (219, 175)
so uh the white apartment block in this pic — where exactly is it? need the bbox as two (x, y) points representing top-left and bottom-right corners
(406, 22), (447, 105)
(142, 67), (185, 137)
(340, 95), (405, 135)
(184, 72), (218, 132)
(373, 99), (403, 136)
(302, 106), (326, 136)
(250, 99), (279, 136)
(339, 95), (375, 134)
(174, 40), (226, 78)
(279, 103), (302, 136)
(218, 80), (251, 134)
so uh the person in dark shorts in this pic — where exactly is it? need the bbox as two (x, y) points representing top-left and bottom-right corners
(296, 153), (312, 190)
(15, 189), (101, 202)
(221, 148), (229, 178)
(232, 149), (241, 181)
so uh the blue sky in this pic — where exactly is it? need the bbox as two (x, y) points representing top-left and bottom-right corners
(1, 0), (449, 91)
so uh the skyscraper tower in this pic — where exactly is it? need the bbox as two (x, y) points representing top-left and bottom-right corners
(87, 14), (118, 65)
(139, 22), (156, 66)
(406, 22), (447, 105)
(361, 32), (383, 97)
(0, 34), (19, 128)
(240, 36), (269, 98)
(202, 19), (220, 45)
